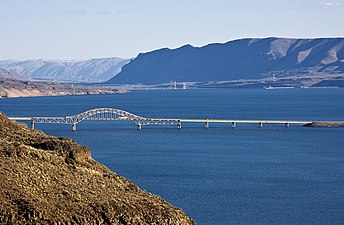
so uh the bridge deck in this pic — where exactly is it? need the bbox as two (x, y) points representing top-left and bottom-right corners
(180, 119), (311, 124)
(9, 117), (312, 124)
(8, 117), (32, 121)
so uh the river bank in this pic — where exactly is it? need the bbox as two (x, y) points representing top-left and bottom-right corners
(0, 78), (126, 98)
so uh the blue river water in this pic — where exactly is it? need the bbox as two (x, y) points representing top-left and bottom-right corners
(1, 89), (344, 225)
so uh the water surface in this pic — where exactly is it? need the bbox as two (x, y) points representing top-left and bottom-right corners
(1, 89), (344, 224)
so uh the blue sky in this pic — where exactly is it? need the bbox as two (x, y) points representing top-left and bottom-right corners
(0, 0), (343, 60)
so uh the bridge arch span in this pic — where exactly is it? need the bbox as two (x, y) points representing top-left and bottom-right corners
(65, 108), (146, 125)
(31, 108), (180, 130)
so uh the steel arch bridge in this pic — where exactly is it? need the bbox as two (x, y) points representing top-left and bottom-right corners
(9, 107), (315, 131)
(31, 108), (181, 130)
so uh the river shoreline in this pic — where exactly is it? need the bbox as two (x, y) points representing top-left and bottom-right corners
(0, 78), (127, 98)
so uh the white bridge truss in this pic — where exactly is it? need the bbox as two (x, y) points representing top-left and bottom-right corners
(32, 108), (181, 130)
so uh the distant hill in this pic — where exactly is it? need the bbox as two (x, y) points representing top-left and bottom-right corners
(0, 68), (23, 80)
(0, 57), (130, 82)
(107, 37), (344, 85)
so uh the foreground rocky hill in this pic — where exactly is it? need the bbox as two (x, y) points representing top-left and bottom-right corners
(108, 37), (344, 86)
(0, 113), (195, 224)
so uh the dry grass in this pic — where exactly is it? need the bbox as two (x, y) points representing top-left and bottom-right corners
(0, 112), (195, 224)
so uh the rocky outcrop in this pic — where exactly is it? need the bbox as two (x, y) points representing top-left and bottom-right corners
(303, 122), (344, 127)
(0, 113), (195, 224)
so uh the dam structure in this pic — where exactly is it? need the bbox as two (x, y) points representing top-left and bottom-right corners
(9, 107), (315, 131)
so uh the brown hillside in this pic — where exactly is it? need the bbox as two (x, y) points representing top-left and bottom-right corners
(0, 112), (195, 224)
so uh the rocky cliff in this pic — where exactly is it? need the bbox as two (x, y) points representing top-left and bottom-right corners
(0, 113), (195, 224)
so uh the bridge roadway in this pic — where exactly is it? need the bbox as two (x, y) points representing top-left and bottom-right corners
(8, 107), (314, 131)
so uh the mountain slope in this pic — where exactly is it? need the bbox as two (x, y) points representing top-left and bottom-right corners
(0, 57), (130, 82)
(0, 68), (23, 80)
(107, 37), (344, 85)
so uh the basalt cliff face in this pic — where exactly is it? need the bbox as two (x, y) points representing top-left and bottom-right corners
(0, 113), (195, 224)
(108, 37), (344, 87)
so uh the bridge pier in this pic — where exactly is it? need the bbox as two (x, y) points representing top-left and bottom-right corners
(137, 124), (142, 130)
(232, 122), (236, 128)
(258, 122), (263, 128)
(31, 118), (35, 130)
(285, 122), (290, 128)
(72, 123), (77, 131)
(177, 121), (182, 129)
(205, 120), (209, 129)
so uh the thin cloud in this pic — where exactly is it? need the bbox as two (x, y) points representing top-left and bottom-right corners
(319, 2), (342, 9)
(68, 9), (122, 15)
(68, 9), (92, 14)
(95, 10), (122, 15)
